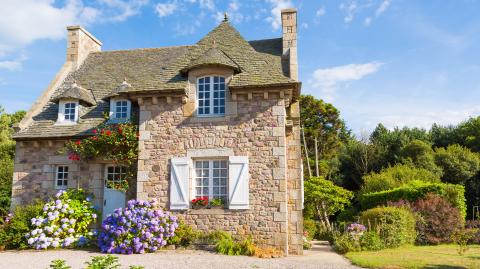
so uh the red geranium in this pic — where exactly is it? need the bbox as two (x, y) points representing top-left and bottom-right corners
(106, 130), (112, 136)
(92, 129), (98, 134)
(118, 127), (123, 134)
(191, 196), (209, 206)
(75, 140), (81, 145)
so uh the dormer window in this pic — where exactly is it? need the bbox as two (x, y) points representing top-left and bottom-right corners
(197, 76), (225, 116)
(57, 100), (79, 124)
(110, 98), (131, 122)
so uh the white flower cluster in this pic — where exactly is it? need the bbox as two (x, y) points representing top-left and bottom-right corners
(25, 190), (97, 250)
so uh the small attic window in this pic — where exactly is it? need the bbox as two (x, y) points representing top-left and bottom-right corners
(197, 76), (225, 116)
(109, 98), (131, 122)
(57, 100), (79, 124)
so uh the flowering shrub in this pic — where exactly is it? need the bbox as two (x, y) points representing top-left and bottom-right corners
(98, 199), (178, 254)
(64, 123), (138, 191)
(191, 197), (208, 207)
(347, 223), (366, 238)
(26, 189), (97, 249)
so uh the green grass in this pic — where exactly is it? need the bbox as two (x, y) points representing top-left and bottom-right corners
(345, 244), (480, 269)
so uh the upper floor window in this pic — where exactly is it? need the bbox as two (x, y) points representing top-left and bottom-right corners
(109, 99), (131, 122)
(57, 100), (79, 124)
(197, 76), (225, 116)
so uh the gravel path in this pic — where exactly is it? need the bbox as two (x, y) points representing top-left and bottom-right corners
(0, 241), (360, 269)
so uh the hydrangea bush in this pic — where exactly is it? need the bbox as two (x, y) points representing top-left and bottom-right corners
(98, 199), (178, 254)
(26, 189), (97, 249)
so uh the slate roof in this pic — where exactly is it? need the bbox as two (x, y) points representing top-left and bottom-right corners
(13, 21), (296, 139)
(51, 82), (97, 106)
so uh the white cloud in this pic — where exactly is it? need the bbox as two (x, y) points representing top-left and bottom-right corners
(310, 62), (383, 101)
(199, 0), (215, 10)
(375, 0), (391, 17)
(155, 2), (178, 17)
(364, 17), (372, 26)
(340, 1), (357, 23)
(316, 7), (326, 17)
(0, 54), (27, 71)
(215, 0), (246, 24)
(266, 0), (294, 30)
(97, 0), (148, 22)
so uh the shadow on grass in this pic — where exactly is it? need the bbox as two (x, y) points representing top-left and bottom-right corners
(423, 265), (467, 269)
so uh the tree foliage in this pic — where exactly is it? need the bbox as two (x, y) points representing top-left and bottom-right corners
(304, 177), (353, 230)
(434, 144), (480, 184)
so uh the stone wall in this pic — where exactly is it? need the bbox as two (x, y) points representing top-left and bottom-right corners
(136, 87), (302, 253)
(11, 140), (104, 210)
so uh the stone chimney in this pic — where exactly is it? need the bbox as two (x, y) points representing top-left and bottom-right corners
(281, 9), (298, 81)
(66, 26), (102, 69)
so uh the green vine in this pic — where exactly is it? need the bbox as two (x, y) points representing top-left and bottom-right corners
(63, 122), (138, 192)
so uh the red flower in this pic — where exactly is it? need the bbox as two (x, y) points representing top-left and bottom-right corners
(106, 130), (112, 136)
(92, 129), (98, 134)
(118, 127), (123, 134)
(100, 129), (105, 135)
(75, 140), (81, 145)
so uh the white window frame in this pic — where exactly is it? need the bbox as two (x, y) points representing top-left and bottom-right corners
(109, 98), (131, 122)
(196, 76), (226, 117)
(104, 165), (127, 189)
(193, 159), (228, 202)
(57, 100), (79, 125)
(55, 165), (69, 189)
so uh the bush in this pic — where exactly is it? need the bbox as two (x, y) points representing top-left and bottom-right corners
(466, 220), (480, 244)
(98, 199), (178, 254)
(361, 164), (440, 194)
(85, 255), (120, 269)
(167, 222), (200, 247)
(360, 231), (384, 251)
(451, 228), (478, 256)
(0, 200), (43, 249)
(412, 194), (463, 245)
(26, 189), (97, 249)
(48, 260), (71, 269)
(332, 233), (359, 254)
(359, 180), (466, 219)
(360, 206), (416, 248)
(214, 233), (255, 256)
(303, 218), (317, 240)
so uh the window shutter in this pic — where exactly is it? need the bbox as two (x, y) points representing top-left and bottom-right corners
(228, 156), (249, 210)
(170, 157), (190, 210)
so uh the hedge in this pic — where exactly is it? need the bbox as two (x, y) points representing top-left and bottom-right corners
(360, 206), (416, 248)
(359, 180), (466, 219)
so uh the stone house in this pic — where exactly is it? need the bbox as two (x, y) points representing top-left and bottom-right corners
(11, 9), (303, 254)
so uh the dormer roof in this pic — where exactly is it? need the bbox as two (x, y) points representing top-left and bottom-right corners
(181, 47), (241, 74)
(51, 82), (96, 106)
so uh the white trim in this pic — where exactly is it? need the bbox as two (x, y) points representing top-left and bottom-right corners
(196, 76), (226, 117)
(109, 98), (131, 122)
(56, 99), (79, 125)
(55, 165), (69, 189)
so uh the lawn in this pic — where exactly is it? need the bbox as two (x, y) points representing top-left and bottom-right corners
(345, 244), (480, 269)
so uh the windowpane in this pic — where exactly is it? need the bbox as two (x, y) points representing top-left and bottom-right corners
(197, 76), (225, 116)
(56, 166), (69, 188)
(114, 100), (129, 119)
(194, 159), (228, 203)
(64, 103), (76, 121)
(105, 166), (126, 189)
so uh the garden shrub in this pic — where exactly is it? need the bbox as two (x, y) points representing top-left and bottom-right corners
(411, 194), (463, 245)
(360, 231), (384, 251)
(26, 189), (97, 249)
(48, 260), (71, 269)
(85, 255), (120, 269)
(451, 228), (478, 256)
(332, 233), (359, 254)
(361, 164), (440, 194)
(466, 220), (480, 244)
(199, 230), (231, 244)
(167, 222), (201, 247)
(360, 206), (416, 248)
(303, 218), (317, 240)
(98, 199), (178, 254)
(0, 200), (43, 249)
(359, 180), (466, 219)
(214, 233), (256, 256)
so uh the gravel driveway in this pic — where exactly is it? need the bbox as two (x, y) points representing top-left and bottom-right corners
(0, 241), (360, 269)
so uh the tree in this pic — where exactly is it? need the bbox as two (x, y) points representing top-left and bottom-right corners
(361, 164), (440, 194)
(304, 177), (353, 230)
(400, 139), (443, 177)
(456, 117), (480, 153)
(434, 144), (480, 184)
(300, 95), (349, 179)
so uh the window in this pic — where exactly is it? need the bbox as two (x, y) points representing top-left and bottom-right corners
(57, 100), (78, 124)
(197, 76), (225, 116)
(110, 99), (131, 121)
(56, 166), (69, 189)
(105, 166), (126, 189)
(194, 160), (228, 201)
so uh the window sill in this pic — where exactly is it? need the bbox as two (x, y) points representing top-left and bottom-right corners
(188, 208), (231, 215)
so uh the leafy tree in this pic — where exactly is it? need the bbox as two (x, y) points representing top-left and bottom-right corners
(304, 177), (353, 230)
(400, 139), (443, 177)
(434, 144), (480, 184)
(430, 123), (459, 149)
(361, 164), (440, 194)
(300, 95), (349, 179)
(456, 117), (480, 152)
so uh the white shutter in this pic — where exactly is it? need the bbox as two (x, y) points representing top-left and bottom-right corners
(170, 157), (190, 210)
(228, 156), (249, 210)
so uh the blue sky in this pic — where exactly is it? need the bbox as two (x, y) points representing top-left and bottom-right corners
(1, 0), (479, 133)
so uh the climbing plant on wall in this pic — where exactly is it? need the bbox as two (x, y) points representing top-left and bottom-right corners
(63, 122), (138, 192)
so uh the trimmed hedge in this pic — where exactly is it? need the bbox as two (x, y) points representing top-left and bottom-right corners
(360, 207), (416, 248)
(359, 180), (466, 219)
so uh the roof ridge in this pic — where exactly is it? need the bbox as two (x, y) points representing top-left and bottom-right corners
(92, 45), (195, 54)
(249, 37), (282, 42)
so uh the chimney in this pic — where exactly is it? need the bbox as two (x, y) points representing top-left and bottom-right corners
(66, 26), (102, 69)
(281, 9), (298, 81)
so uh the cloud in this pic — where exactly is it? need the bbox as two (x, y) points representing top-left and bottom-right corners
(0, 54), (27, 71)
(375, 0), (391, 17)
(339, 1), (358, 23)
(316, 7), (326, 17)
(215, 0), (247, 24)
(310, 62), (383, 101)
(97, 0), (148, 21)
(155, 2), (178, 17)
(266, 0), (294, 30)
